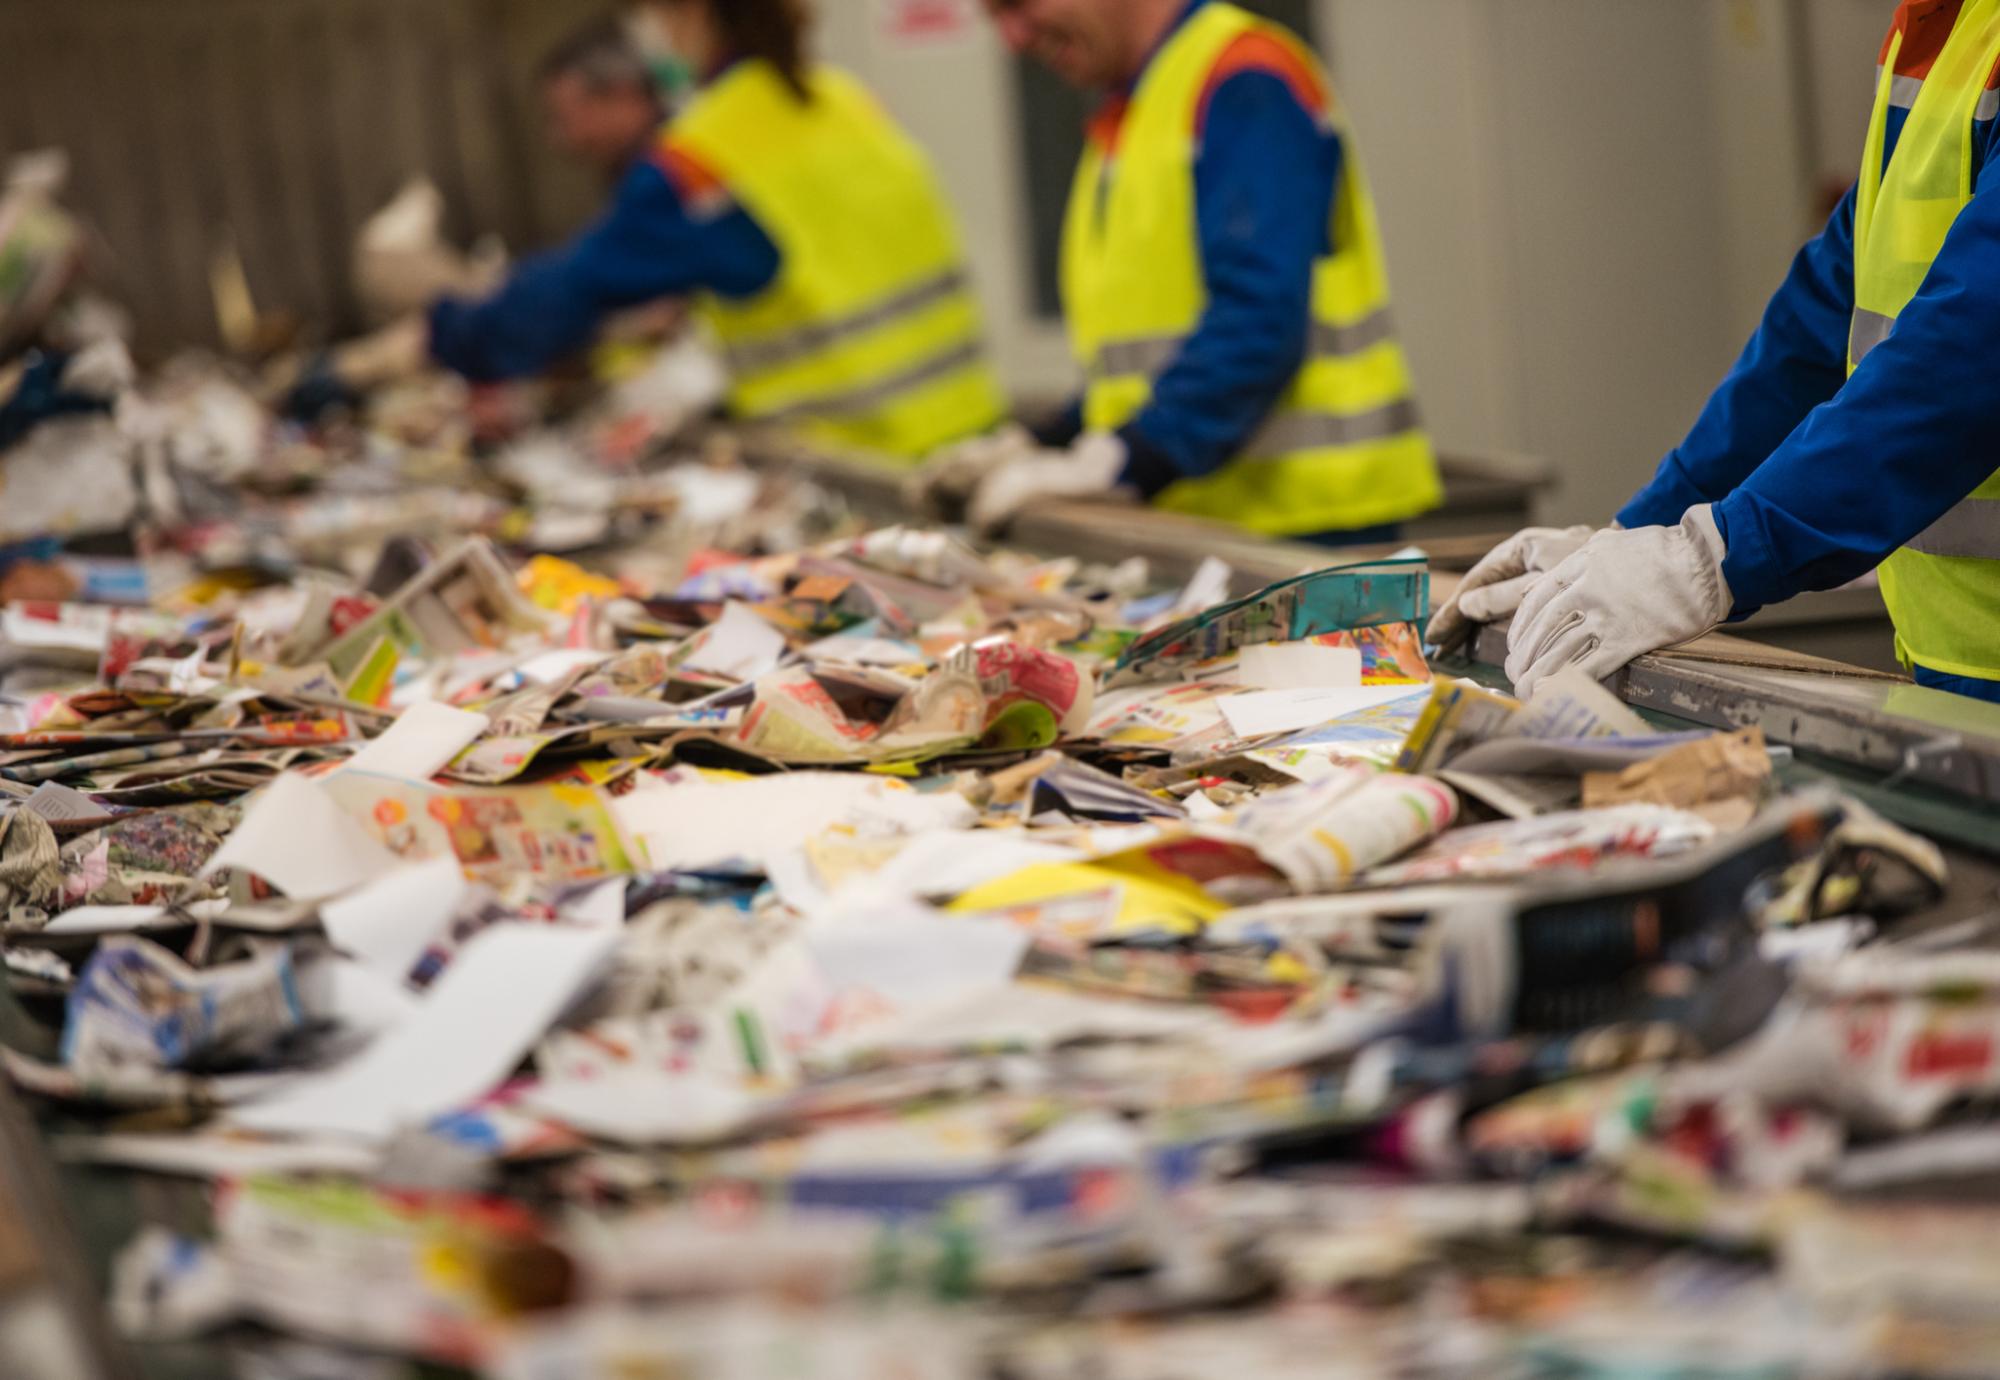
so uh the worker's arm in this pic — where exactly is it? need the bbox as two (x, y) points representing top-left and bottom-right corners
(1712, 168), (2000, 612)
(426, 144), (779, 383)
(1616, 190), (1857, 529)
(1114, 42), (1340, 496)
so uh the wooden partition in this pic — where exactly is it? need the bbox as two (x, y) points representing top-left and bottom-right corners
(0, 0), (605, 353)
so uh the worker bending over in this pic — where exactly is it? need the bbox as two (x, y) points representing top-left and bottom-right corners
(1436, 0), (2000, 705)
(362, 0), (1006, 461)
(927, 0), (1440, 542)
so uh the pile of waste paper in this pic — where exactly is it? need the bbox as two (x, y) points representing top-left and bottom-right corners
(2, 303), (1998, 1379)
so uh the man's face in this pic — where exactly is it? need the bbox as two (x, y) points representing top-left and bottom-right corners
(984, 0), (1129, 89)
(542, 72), (657, 176)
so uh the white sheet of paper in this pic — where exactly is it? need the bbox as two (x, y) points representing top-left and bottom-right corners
(521, 1069), (765, 1147)
(54, 1132), (382, 1180)
(615, 772), (930, 874)
(201, 773), (401, 902)
(43, 900), (230, 936)
(683, 601), (785, 680)
(662, 464), (759, 525)
(232, 923), (618, 1142)
(809, 980), (1221, 1066)
(317, 856), (467, 981)
(830, 830), (1081, 912)
(1237, 642), (1362, 691)
(514, 648), (612, 685)
(561, 878), (628, 930)
(1170, 556), (1234, 617)
(1184, 792), (1230, 822)
(805, 906), (1030, 1015)
(801, 633), (924, 668)
(43, 905), (169, 936)
(1220, 685), (1424, 739)
(341, 700), (490, 781)
(315, 956), (422, 1036)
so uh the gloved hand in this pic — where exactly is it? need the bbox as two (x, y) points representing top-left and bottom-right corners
(0, 350), (112, 450)
(57, 338), (135, 401)
(904, 423), (1037, 519)
(279, 353), (357, 424)
(279, 317), (431, 422)
(966, 431), (1134, 537)
(353, 180), (504, 324)
(1425, 524), (1598, 652)
(1504, 505), (1732, 701)
(331, 315), (430, 388)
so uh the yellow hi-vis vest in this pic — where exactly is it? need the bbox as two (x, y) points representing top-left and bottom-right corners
(671, 61), (1007, 461)
(1060, 3), (1441, 536)
(1855, 0), (2000, 679)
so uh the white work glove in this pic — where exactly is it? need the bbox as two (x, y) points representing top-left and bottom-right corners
(904, 423), (1037, 517)
(330, 315), (432, 389)
(966, 431), (1134, 537)
(353, 180), (505, 324)
(58, 337), (135, 401)
(1426, 524), (1599, 652)
(1504, 505), (1733, 701)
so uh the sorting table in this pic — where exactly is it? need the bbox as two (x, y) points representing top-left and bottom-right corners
(5, 431), (1996, 1380)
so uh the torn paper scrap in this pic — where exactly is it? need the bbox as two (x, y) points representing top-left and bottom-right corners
(231, 922), (618, 1142)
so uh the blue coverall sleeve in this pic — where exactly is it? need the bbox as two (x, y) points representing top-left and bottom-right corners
(1616, 190), (1858, 531)
(1714, 166), (2000, 611)
(1115, 69), (1340, 496)
(427, 160), (780, 384)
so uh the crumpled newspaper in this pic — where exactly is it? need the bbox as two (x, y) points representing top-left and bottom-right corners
(0, 807), (62, 915)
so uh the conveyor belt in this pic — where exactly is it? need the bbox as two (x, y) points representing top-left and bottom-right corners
(8, 428), (1996, 1380)
(746, 430), (2000, 839)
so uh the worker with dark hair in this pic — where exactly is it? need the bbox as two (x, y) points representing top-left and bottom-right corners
(383, 0), (1006, 460)
(536, 14), (667, 181)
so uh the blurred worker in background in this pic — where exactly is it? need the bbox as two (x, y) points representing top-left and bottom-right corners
(1434, 0), (2000, 705)
(325, 0), (1007, 463)
(0, 156), (87, 367)
(0, 151), (141, 602)
(919, 0), (1441, 544)
(0, 151), (131, 447)
(538, 15), (669, 184)
(350, 19), (663, 327)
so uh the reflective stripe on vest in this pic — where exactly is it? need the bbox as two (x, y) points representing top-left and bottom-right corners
(1853, 0), (2000, 678)
(721, 268), (973, 376)
(757, 339), (989, 424)
(1906, 496), (2000, 560)
(1881, 68), (2000, 118)
(1848, 307), (1896, 366)
(1059, 2), (1441, 536)
(1244, 398), (1423, 457)
(1088, 306), (1400, 382)
(671, 62), (1006, 461)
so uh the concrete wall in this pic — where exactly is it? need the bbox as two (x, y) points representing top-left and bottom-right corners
(1809, 0), (1894, 188)
(1322, 0), (1824, 523)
